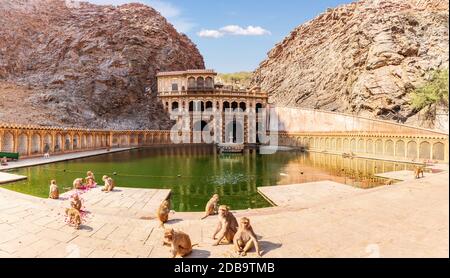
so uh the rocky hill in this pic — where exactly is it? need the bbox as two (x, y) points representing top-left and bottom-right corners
(252, 0), (449, 129)
(0, 0), (205, 130)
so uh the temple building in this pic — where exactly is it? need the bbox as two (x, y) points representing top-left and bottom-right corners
(156, 69), (269, 144)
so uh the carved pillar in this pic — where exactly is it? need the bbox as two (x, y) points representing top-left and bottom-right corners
(27, 132), (32, 156)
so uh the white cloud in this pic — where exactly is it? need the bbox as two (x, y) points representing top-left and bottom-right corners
(220, 25), (271, 36)
(198, 29), (224, 39)
(197, 25), (271, 39)
(86, 0), (195, 33)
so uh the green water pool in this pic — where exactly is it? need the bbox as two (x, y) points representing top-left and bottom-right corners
(2, 145), (415, 212)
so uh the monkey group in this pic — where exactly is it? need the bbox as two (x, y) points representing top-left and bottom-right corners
(66, 193), (83, 229)
(157, 194), (263, 258)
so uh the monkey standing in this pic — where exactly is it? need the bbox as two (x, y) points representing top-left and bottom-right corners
(233, 217), (262, 257)
(163, 228), (195, 258)
(212, 205), (239, 246)
(65, 208), (82, 229)
(201, 194), (219, 220)
(414, 165), (425, 179)
(157, 200), (171, 227)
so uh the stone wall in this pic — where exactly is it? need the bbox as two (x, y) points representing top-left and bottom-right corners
(272, 106), (449, 136)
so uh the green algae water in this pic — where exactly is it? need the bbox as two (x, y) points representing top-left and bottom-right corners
(2, 145), (415, 212)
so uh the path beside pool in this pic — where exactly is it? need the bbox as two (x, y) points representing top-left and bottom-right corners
(0, 163), (448, 258)
(0, 172), (27, 184)
(0, 148), (133, 171)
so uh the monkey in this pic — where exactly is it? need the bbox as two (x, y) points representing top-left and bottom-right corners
(212, 205), (239, 246)
(101, 175), (115, 192)
(201, 194), (220, 220)
(414, 165), (425, 179)
(384, 179), (394, 186)
(65, 208), (82, 229)
(0, 157), (8, 166)
(86, 171), (97, 188)
(71, 194), (82, 211)
(73, 178), (84, 190)
(233, 217), (262, 257)
(163, 228), (196, 258)
(86, 171), (95, 181)
(157, 200), (171, 227)
(48, 180), (59, 199)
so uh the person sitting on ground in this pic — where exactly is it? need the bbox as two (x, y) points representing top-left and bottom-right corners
(1, 157), (8, 166)
(49, 180), (59, 199)
(101, 175), (115, 192)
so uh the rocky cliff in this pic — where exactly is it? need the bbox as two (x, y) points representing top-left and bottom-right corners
(252, 0), (449, 129)
(0, 0), (205, 130)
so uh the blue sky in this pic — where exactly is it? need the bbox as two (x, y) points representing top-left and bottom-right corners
(88, 0), (354, 73)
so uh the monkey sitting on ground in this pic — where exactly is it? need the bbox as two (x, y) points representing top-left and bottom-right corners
(49, 180), (59, 199)
(163, 228), (196, 258)
(212, 205), (239, 246)
(65, 208), (82, 229)
(101, 175), (115, 192)
(414, 166), (425, 179)
(157, 200), (171, 227)
(201, 194), (219, 220)
(73, 178), (84, 190)
(233, 217), (262, 257)
(71, 194), (82, 211)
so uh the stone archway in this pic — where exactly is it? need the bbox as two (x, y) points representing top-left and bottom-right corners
(419, 141), (431, 160)
(31, 133), (41, 154)
(44, 133), (52, 153)
(407, 141), (417, 159)
(385, 140), (394, 156)
(433, 142), (445, 161)
(395, 140), (405, 158)
(17, 133), (28, 155)
(1, 132), (14, 152)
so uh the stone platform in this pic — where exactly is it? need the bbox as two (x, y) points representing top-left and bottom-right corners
(375, 170), (441, 182)
(0, 148), (132, 171)
(0, 172), (27, 184)
(258, 181), (363, 207)
(60, 187), (171, 219)
(0, 168), (448, 258)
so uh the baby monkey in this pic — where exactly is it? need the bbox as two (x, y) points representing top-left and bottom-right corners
(201, 194), (220, 220)
(233, 217), (262, 257)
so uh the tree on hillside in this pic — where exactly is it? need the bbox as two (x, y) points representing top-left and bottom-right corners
(410, 69), (449, 121)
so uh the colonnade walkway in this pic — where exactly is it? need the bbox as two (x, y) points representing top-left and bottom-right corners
(0, 163), (447, 258)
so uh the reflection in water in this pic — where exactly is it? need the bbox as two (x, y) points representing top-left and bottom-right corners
(3, 145), (415, 212)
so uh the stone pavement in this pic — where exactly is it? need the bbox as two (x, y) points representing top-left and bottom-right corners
(0, 148), (132, 171)
(0, 167), (448, 258)
(258, 181), (363, 207)
(375, 170), (441, 181)
(0, 172), (27, 184)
